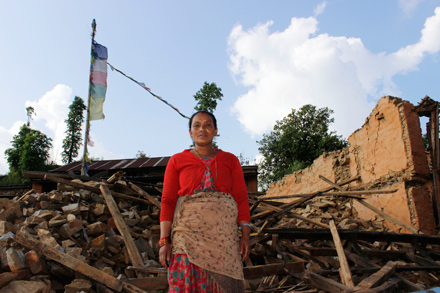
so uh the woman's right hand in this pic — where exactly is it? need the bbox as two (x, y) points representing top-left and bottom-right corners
(159, 243), (172, 269)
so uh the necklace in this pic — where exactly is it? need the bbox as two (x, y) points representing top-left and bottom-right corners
(193, 148), (218, 180)
(193, 147), (215, 158)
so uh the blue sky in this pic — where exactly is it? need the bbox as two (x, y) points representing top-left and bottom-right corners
(0, 0), (439, 175)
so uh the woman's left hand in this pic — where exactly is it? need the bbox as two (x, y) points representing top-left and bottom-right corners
(239, 223), (251, 262)
(240, 236), (251, 261)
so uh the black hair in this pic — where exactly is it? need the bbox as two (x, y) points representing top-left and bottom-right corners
(189, 110), (218, 129)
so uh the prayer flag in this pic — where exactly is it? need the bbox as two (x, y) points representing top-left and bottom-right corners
(89, 42), (108, 121)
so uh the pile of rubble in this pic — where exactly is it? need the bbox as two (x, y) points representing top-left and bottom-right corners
(0, 171), (439, 292)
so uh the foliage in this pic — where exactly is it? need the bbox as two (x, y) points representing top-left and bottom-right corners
(26, 106), (35, 127)
(192, 82), (223, 148)
(135, 151), (149, 158)
(257, 104), (348, 190)
(5, 124), (53, 176)
(193, 81), (223, 113)
(62, 96), (86, 164)
(237, 153), (251, 166)
(88, 156), (104, 161)
(0, 172), (30, 186)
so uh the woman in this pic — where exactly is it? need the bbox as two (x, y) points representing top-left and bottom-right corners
(159, 110), (251, 292)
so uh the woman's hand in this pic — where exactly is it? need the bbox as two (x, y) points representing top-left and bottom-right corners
(159, 221), (172, 268)
(239, 223), (251, 262)
(240, 236), (251, 262)
(159, 243), (172, 269)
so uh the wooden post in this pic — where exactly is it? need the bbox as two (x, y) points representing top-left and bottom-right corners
(431, 104), (440, 224)
(81, 19), (96, 176)
(128, 182), (161, 209)
(15, 229), (124, 292)
(100, 184), (147, 278)
(44, 173), (151, 205)
(329, 220), (354, 289)
(318, 175), (419, 234)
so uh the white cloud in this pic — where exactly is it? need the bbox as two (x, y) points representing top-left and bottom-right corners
(25, 84), (72, 164)
(399, 0), (424, 16)
(314, 1), (327, 17)
(227, 7), (440, 139)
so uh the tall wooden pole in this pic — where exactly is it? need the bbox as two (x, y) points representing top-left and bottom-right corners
(81, 19), (96, 176)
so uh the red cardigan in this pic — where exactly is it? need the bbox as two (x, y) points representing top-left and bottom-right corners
(160, 149), (251, 223)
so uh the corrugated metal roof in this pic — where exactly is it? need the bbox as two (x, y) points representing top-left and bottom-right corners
(51, 157), (171, 173)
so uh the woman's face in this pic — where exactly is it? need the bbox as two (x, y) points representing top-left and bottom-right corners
(189, 113), (218, 147)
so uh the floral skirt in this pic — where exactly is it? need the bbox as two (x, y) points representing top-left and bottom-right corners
(168, 254), (223, 293)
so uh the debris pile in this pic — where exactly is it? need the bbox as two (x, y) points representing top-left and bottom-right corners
(0, 171), (439, 292)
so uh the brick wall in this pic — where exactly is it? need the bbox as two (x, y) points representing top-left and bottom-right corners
(265, 96), (437, 234)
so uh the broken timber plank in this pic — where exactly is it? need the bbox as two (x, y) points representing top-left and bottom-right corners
(124, 277), (168, 291)
(318, 175), (418, 234)
(356, 199), (419, 234)
(128, 182), (161, 209)
(258, 175), (361, 201)
(265, 228), (440, 245)
(306, 271), (352, 293)
(100, 184), (147, 278)
(107, 171), (125, 184)
(287, 211), (330, 229)
(404, 252), (440, 267)
(14, 229), (125, 292)
(243, 262), (304, 279)
(252, 176), (361, 224)
(44, 173), (150, 205)
(355, 261), (397, 290)
(329, 220), (355, 289)
(356, 277), (401, 293)
(261, 189), (396, 201)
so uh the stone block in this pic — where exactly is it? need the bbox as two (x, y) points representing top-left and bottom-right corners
(0, 221), (13, 236)
(64, 279), (92, 293)
(62, 203), (80, 214)
(91, 234), (105, 252)
(0, 280), (48, 293)
(60, 218), (83, 236)
(6, 248), (26, 272)
(25, 250), (47, 275)
(86, 221), (108, 236)
(92, 203), (106, 216)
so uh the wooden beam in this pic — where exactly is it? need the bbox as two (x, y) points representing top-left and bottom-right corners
(329, 220), (354, 289)
(306, 271), (352, 293)
(356, 199), (419, 234)
(128, 182), (161, 209)
(15, 229), (124, 292)
(287, 212), (330, 229)
(100, 184), (147, 278)
(318, 175), (418, 234)
(44, 174), (150, 205)
(124, 277), (168, 292)
(243, 262), (304, 279)
(264, 228), (440, 245)
(355, 261), (396, 290)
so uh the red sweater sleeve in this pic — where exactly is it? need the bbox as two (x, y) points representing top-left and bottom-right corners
(160, 155), (180, 222)
(229, 154), (251, 222)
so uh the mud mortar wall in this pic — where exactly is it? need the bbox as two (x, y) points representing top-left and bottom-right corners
(265, 96), (437, 234)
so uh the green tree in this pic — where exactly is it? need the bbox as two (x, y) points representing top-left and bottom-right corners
(192, 82), (223, 148)
(135, 151), (149, 158)
(257, 104), (347, 189)
(26, 106), (35, 127)
(193, 81), (223, 113)
(5, 124), (52, 176)
(62, 96), (86, 164)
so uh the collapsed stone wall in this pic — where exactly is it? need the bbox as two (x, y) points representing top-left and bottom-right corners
(265, 96), (437, 235)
